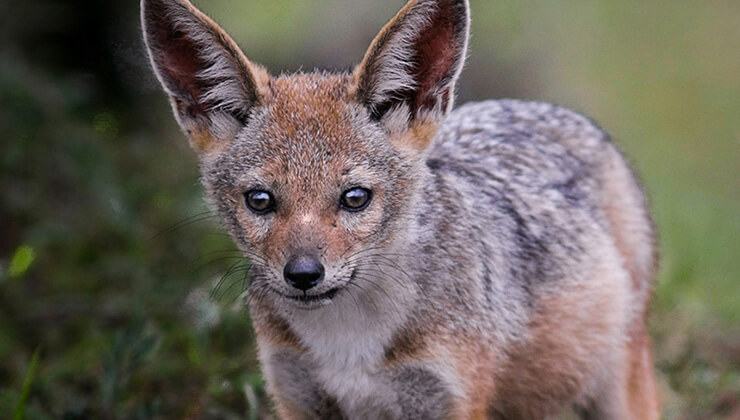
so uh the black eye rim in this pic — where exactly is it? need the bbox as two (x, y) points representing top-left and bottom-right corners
(340, 187), (373, 212)
(244, 189), (276, 215)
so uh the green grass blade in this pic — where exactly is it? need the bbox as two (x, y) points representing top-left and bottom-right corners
(13, 348), (41, 420)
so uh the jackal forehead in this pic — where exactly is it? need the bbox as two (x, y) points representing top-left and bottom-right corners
(208, 72), (402, 196)
(251, 76), (393, 164)
(268, 77), (364, 147)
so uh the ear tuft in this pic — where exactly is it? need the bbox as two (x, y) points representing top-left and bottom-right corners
(142, 0), (267, 153)
(354, 0), (469, 134)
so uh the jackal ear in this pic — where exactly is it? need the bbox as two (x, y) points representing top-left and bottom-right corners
(354, 0), (469, 138)
(141, 0), (268, 154)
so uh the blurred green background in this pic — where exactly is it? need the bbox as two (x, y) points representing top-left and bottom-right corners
(1, 0), (738, 418)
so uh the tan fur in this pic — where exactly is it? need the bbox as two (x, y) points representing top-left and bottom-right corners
(600, 145), (656, 298)
(250, 301), (304, 351)
(264, 75), (353, 141)
(490, 256), (629, 417)
(455, 341), (499, 419)
(600, 146), (660, 419)
(188, 127), (218, 154)
(625, 325), (661, 419)
(388, 121), (441, 153)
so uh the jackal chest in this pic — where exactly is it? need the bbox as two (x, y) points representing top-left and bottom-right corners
(260, 323), (399, 417)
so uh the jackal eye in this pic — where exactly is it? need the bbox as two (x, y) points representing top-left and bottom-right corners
(244, 190), (275, 214)
(340, 187), (372, 212)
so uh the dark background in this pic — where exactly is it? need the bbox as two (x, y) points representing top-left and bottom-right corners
(1, 0), (738, 418)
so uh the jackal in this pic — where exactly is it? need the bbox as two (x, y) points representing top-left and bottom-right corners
(142, 0), (660, 418)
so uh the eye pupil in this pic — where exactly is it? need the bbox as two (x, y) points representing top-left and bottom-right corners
(341, 188), (372, 211)
(245, 190), (275, 214)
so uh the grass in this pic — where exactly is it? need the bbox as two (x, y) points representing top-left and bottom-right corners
(13, 349), (40, 420)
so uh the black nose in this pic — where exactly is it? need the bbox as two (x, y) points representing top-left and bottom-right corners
(283, 256), (324, 291)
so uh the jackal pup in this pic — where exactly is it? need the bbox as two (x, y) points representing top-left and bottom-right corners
(142, 0), (659, 418)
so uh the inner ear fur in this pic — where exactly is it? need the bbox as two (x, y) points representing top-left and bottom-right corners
(141, 0), (269, 153)
(353, 0), (470, 141)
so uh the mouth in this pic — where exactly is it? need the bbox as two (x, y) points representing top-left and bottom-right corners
(274, 270), (355, 309)
(279, 288), (339, 309)
(288, 288), (338, 303)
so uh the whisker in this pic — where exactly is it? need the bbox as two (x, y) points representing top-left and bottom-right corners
(346, 279), (383, 314)
(365, 261), (429, 300)
(201, 232), (233, 238)
(342, 283), (364, 315)
(150, 211), (219, 240)
(193, 255), (244, 272)
(214, 270), (251, 302)
(246, 282), (272, 307)
(213, 268), (251, 298)
(343, 247), (430, 300)
(211, 259), (250, 299)
(350, 273), (403, 315)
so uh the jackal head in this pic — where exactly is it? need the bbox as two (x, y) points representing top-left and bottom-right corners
(142, 0), (469, 309)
